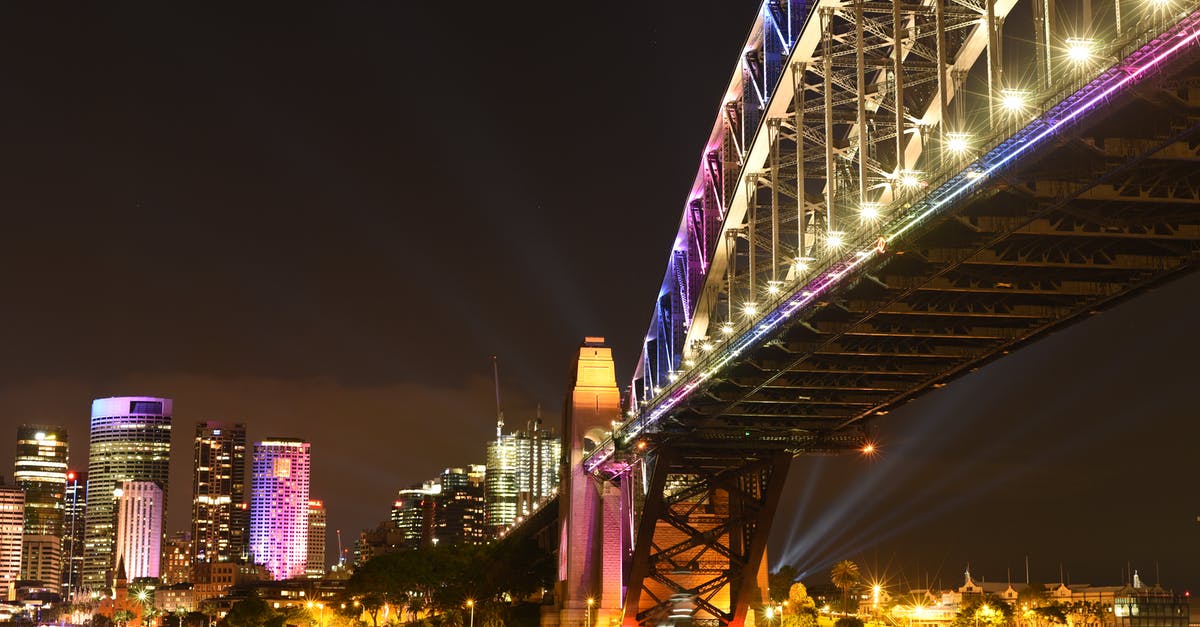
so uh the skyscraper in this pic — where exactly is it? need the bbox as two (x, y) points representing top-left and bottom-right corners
(249, 439), (310, 580)
(485, 413), (561, 532)
(82, 397), (172, 591)
(114, 481), (163, 580)
(15, 424), (69, 591)
(0, 479), (24, 597)
(62, 471), (86, 595)
(435, 466), (487, 546)
(191, 421), (247, 565)
(306, 500), (325, 579)
(14, 425), (69, 536)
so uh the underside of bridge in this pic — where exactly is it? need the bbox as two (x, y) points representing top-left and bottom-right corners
(610, 26), (1200, 627)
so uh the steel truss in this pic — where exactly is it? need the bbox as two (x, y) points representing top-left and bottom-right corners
(622, 450), (791, 627)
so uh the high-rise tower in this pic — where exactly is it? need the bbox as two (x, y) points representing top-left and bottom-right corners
(249, 439), (310, 580)
(81, 397), (172, 591)
(62, 471), (86, 595)
(114, 481), (163, 580)
(14, 425), (69, 536)
(15, 424), (69, 591)
(0, 479), (24, 598)
(306, 500), (326, 579)
(191, 422), (247, 565)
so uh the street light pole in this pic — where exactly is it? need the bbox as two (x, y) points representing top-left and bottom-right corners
(586, 598), (595, 627)
(466, 600), (474, 627)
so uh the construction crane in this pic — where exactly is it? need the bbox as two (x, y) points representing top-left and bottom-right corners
(336, 528), (345, 567)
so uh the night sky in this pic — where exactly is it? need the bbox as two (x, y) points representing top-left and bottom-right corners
(0, 3), (1196, 592)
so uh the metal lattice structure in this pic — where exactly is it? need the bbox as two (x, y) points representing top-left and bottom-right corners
(567, 0), (1200, 625)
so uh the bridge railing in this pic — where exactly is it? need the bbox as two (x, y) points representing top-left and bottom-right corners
(586, 0), (1200, 476)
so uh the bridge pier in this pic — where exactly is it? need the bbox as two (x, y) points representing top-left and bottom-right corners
(549, 338), (629, 627)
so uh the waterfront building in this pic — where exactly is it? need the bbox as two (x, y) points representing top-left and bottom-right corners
(435, 466), (487, 546)
(162, 531), (193, 585)
(114, 481), (163, 580)
(391, 482), (438, 547)
(0, 480), (24, 599)
(191, 421), (248, 565)
(485, 411), (560, 532)
(61, 470), (85, 594)
(249, 439), (310, 580)
(14, 424), (69, 592)
(306, 500), (326, 579)
(82, 397), (172, 590)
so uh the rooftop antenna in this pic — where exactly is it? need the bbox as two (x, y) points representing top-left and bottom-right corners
(493, 355), (505, 438)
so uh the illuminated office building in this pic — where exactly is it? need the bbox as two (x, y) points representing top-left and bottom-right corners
(249, 439), (310, 580)
(15, 424), (69, 591)
(82, 397), (172, 591)
(485, 411), (560, 532)
(191, 422), (247, 564)
(114, 480), (163, 580)
(435, 465), (487, 546)
(306, 500), (325, 579)
(62, 471), (85, 594)
(0, 480), (23, 597)
(162, 531), (193, 585)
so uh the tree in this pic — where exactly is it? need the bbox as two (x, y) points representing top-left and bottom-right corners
(770, 566), (801, 604)
(783, 583), (818, 627)
(221, 593), (276, 627)
(831, 561), (861, 614)
(834, 617), (864, 627)
(952, 596), (1013, 627)
(113, 610), (137, 627)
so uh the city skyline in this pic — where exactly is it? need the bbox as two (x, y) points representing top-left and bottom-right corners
(0, 0), (1197, 594)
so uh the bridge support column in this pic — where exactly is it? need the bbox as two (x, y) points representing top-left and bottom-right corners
(548, 337), (626, 627)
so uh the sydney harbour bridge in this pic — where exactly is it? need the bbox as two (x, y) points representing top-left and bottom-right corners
(513, 0), (1200, 626)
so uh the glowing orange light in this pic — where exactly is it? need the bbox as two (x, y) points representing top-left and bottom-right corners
(636, 441), (647, 451)
(861, 442), (877, 455)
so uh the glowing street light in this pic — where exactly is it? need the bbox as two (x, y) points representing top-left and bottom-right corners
(586, 597), (595, 627)
(859, 202), (881, 222)
(946, 132), (971, 154)
(466, 599), (475, 627)
(898, 170), (923, 189)
(1065, 37), (1094, 63)
(742, 302), (758, 317)
(826, 231), (845, 250)
(1000, 89), (1028, 113)
(721, 322), (735, 335)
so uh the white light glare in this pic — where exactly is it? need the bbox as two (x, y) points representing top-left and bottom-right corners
(859, 202), (881, 221)
(826, 231), (845, 250)
(766, 281), (782, 296)
(1066, 38), (1094, 63)
(946, 132), (970, 153)
(794, 257), (814, 273)
(1001, 89), (1027, 112)
(898, 170), (923, 188)
(721, 323), (735, 335)
(701, 342), (715, 352)
(742, 302), (758, 316)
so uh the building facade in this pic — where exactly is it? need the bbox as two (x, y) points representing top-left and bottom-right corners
(0, 481), (24, 599)
(485, 415), (561, 532)
(62, 470), (86, 594)
(435, 466), (487, 546)
(114, 481), (163, 580)
(162, 531), (193, 585)
(82, 397), (172, 591)
(249, 439), (310, 580)
(14, 424), (69, 592)
(191, 421), (248, 565)
(306, 500), (326, 579)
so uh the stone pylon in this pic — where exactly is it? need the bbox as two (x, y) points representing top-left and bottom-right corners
(544, 337), (629, 627)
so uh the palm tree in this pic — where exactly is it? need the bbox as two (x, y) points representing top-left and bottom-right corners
(831, 560), (861, 615)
